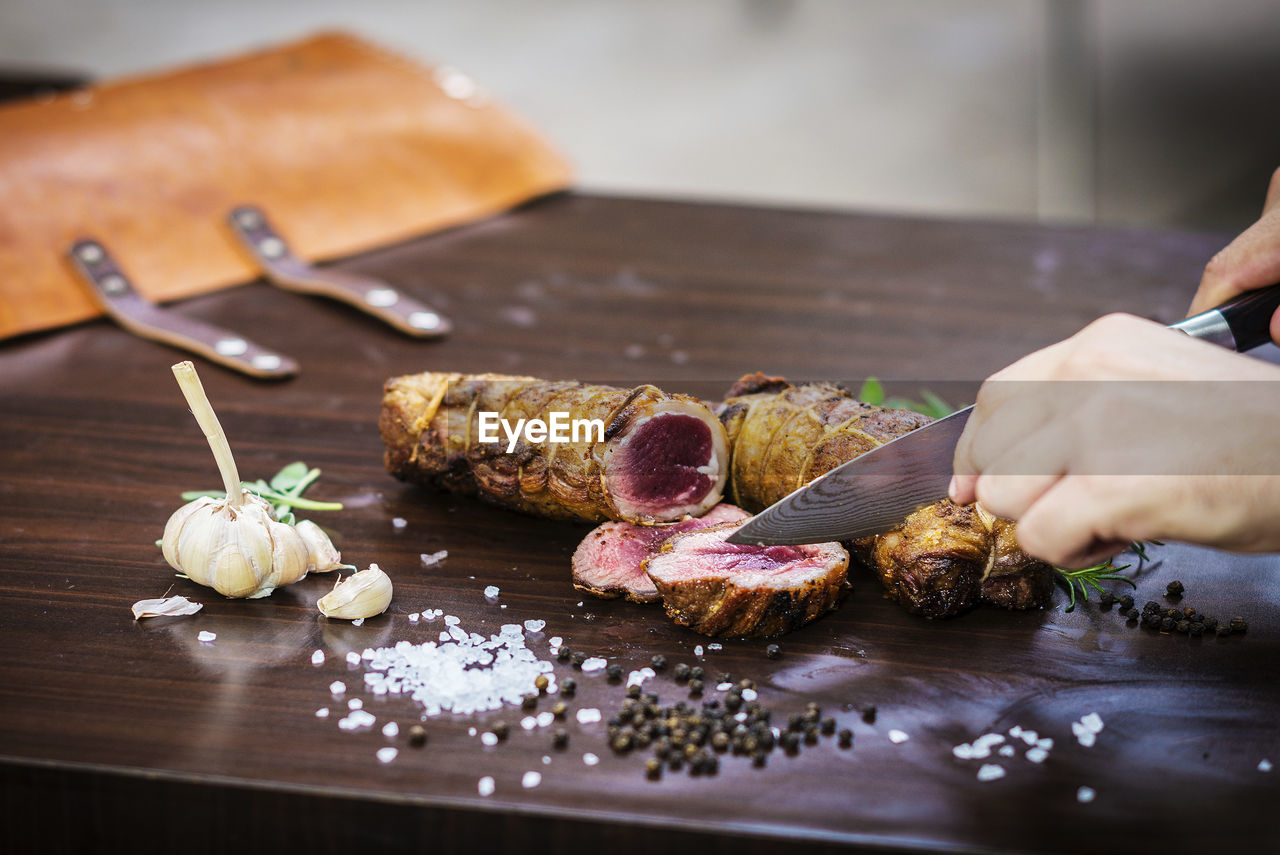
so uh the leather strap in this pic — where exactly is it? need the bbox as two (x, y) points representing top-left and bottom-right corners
(228, 205), (452, 338)
(68, 239), (299, 380)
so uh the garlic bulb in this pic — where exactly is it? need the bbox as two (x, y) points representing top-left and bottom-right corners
(163, 493), (311, 598)
(318, 564), (394, 620)
(161, 361), (323, 599)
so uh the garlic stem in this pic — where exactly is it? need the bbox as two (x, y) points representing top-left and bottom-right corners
(171, 361), (244, 507)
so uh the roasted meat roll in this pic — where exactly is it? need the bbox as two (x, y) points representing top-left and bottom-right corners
(381, 372), (729, 524)
(718, 374), (1052, 618)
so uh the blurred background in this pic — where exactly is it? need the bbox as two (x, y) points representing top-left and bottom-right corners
(3, 0), (1278, 234)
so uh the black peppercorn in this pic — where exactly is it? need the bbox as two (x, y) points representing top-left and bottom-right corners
(690, 666), (704, 680)
(408, 725), (428, 747)
(534, 674), (550, 693)
(718, 672), (732, 684)
(1166, 580), (1185, 596)
(1230, 616), (1247, 633)
(1216, 624), (1232, 637)
(753, 751), (768, 767)
(560, 677), (577, 697)
(861, 706), (877, 724)
(571, 651), (586, 668)
(1189, 622), (1205, 637)
(1160, 617), (1174, 632)
(765, 643), (781, 659)
(1203, 617), (1218, 631)
(492, 721), (509, 740)
(724, 693), (742, 712)
(838, 729), (853, 748)
(553, 728), (569, 749)
(612, 732), (634, 753)
(650, 654), (667, 671)
(711, 731), (730, 752)
(626, 683), (641, 699)
(821, 717), (837, 735)
(1143, 600), (1161, 614)
(557, 646), (572, 662)
(688, 678), (704, 696)
(1119, 595), (1135, 610)
(521, 693), (538, 710)
(1099, 591), (1115, 606)
(673, 663), (691, 682)
(606, 663), (623, 681)
(552, 702), (568, 719)
(644, 758), (662, 779)
(1175, 620), (1190, 634)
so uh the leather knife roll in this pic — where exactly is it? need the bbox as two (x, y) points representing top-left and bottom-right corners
(0, 31), (573, 339)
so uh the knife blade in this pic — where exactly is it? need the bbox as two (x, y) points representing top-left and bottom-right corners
(728, 282), (1280, 546)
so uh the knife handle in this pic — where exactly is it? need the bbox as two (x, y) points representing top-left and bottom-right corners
(1170, 283), (1280, 352)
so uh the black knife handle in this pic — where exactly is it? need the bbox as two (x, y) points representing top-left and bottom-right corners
(1170, 283), (1280, 352)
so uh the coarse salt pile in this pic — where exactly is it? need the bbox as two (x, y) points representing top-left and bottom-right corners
(1072, 712), (1104, 747)
(347, 620), (555, 716)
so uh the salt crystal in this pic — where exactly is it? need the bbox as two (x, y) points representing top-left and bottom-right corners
(576, 601), (583, 607)
(311, 650), (325, 666)
(444, 615), (460, 626)
(439, 631), (451, 642)
(329, 681), (346, 695)
(1077, 731), (1097, 748)
(707, 643), (723, 651)
(481, 732), (499, 746)
(952, 744), (974, 760)
(392, 517), (407, 529)
(977, 764), (1005, 782)
(1019, 729), (1038, 745)
(1008, 725), (1023, 738)
(348, 698), (363, 710)
(1026, 747), (1048, 764)
(468, 727), (477, 736)
(346, 652), (361, 665)
(1037, 737), (1054, 750)
(382, 722), (399, 738)
(523, 619), (545, 632)
(521, 716), (537, 731)
(484, 586), (500, 599)
(998, 745), (1015, 757)
(549, 637), (563, 647)
(1080, 712), (1104, 733)
(1077, 786), (1096, 803)
(888, 730), (909, 744)
(694, 645), (704, 656)
(408, 613), (420, 622)
(542, 755), (551, 765)
(419, 550), (448, 567)
(741, 689), (758, 702)
(1072, 721), (1097, 747)
(315, 708), (330, 718)
(536, 712), (554, 727)
(376, 747), (398, 764)
(352, 618), (365, 627)
(582, 753), (599, 766)
(478, 776), (495, 797)
(717, 682), (734, 691)
(1259, 759), (1273, 772)
(339, 710), (376, 731)
(576, 708), (601, 724)
(197, 631), (216, 643)
(974, 733), (1006, 750)
(521, 771), (542, 789)
(500, 604), (507, 609)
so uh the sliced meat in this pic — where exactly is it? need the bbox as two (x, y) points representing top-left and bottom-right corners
(980, 515), (1054, 610)
(645, 520), (849, 637)
(572, 504), (750, 603)
(380, 372), (728, 524)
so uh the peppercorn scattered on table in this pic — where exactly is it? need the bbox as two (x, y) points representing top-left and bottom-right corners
(2, 195), (1277, 855)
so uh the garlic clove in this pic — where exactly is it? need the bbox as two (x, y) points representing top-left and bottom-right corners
(317, 564), (393, 620)
(296, 519), (344, 572)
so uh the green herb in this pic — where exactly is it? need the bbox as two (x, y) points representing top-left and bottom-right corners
(858, 376), (955, 419)
(180, 460), (341, 524)
(1055, 560), (1136, 612)
(1128, 540), (1164, 564)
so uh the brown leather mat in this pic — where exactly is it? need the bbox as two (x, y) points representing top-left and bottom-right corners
(0, 31), (572, 339)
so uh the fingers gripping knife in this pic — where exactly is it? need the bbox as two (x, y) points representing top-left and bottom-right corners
(728, 283), (1280, 546)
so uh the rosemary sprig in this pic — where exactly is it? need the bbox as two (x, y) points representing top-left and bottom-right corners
(1055, 560), (1136, 613)
(1128, 540), (1165, 564)
(181, 461), (342, 523)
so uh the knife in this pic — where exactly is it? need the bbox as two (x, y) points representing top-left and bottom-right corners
(727, 283), (1280, 546)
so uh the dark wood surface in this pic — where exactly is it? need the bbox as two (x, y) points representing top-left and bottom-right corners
(2, 194), (1277, 854)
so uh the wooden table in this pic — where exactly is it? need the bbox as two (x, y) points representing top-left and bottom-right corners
(2, 194), (1277, 854)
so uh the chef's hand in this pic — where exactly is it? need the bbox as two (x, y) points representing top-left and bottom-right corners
(947, 313), (1280, 568)
(1189, 166), (1280, 343)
